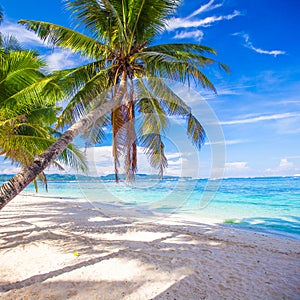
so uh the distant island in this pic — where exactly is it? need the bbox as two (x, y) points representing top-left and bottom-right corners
(0, 174), (192, 182)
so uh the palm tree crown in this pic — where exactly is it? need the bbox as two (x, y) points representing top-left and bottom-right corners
(20, 0), (228, 181)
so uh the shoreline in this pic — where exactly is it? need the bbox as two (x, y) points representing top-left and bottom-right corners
(19, 191), (300, 242)
(0, 194), (299, 299)
(219, 222), (300, 242)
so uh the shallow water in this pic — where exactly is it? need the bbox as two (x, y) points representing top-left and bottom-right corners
(1, 176), (299, 239)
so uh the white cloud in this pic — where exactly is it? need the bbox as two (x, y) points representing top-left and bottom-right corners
(207, 139), (249, 145)
(0, 158), (21, 174)
(265, 158), (299, 176)
(82, 146), (113, 176)
(216, 89), (241, 96)
(167, 157), (188, 166)
(277, 99), (300, 106)
(201, 85), (255, 100)
(220, 112), (300, 125)
(44, 49), (82, 71)
(225, 162), (248, 169)
(226, 139), (249, 145)
(0, 21), (46, 47)
(279, 158), (293, 169)
(0, 167), (21, 174)
(234, 32), (285, 57)
(165, 152), (182, 160)
(223, 161), (250, 178)
(174, 30), (204, 41)
(165, 0), (239, 40)
(250, 48), (285, 57)
(81, 146), (190, 177)
(167, 10), (241, 31)
(273, 116), (300, 135)
(187, 0), (223, 19)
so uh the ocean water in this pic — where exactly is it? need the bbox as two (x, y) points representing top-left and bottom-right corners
(2, 176), (300, 239)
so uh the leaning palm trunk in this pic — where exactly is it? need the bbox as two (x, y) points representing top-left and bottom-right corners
(0, 82), (126, 210)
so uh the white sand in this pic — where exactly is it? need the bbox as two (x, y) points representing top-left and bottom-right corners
(0, 194), (299, 300)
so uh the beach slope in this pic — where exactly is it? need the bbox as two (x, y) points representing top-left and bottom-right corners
(0, 195), (299, 299)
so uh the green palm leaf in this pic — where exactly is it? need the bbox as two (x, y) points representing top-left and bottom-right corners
(56, 62), (113, 127)
(18, 20), (110, 59)
(139, 133), (168, 178)
(187, 113), (206, 149)
(65, 0), (124, 41)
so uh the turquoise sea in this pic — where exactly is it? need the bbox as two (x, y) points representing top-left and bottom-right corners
(1, 176), (300, 239)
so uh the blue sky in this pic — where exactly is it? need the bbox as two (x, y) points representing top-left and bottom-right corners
(0, 0), (299, 178)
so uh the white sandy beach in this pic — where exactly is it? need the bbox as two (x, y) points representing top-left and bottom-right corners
(0, 194), (299, 300)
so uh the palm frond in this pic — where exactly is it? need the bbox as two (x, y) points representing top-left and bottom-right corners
(56, 63), (113, 127)
(145, 77), (190, 116)
(146, 43), (217, 56)
(58, 143), (88, 173)
(1, 76), (63, 109)
(18, 20), (110, 59)
(186, 113), (206, 149)
(0, 50), (43, 85)
(139, 43), (229, 92)
(0, 47), (88, 180)
(65, 0), (128, 46)
(135, 79), (169, 178)
(81, 114), (109, 145)
(0, 50), (64, 114)
(138, 52), (216, 91)
(0, 34), (22, 52)
(0, 135), (52, 165)
(126, 0), (181, 44)
(0, 131), (87, 173)
(139, 133), (167, 178)
(135, 78), (168, 132)
(35, 172), (48, 192)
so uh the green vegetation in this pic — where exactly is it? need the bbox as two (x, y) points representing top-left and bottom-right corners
(224, 219), (246, 225)
(0, 7), (87, 191)
(20, 0), (227, 182)
(0, 0), (227, 207)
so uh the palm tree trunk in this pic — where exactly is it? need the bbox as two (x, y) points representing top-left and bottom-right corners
(111, 108), (120, 183)
(111, 71), (128, 182)
(0, 82), (127, 210)
(125, 100), (137, 181)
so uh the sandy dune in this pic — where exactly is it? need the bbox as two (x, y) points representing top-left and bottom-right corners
(0, 195), (299, 299)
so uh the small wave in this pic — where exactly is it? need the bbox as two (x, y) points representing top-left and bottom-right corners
(223, 217), (300, 239)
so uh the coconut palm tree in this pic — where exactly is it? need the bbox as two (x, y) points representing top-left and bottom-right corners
(0, 0), (227, 208)
(0, 41), (87, 194)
